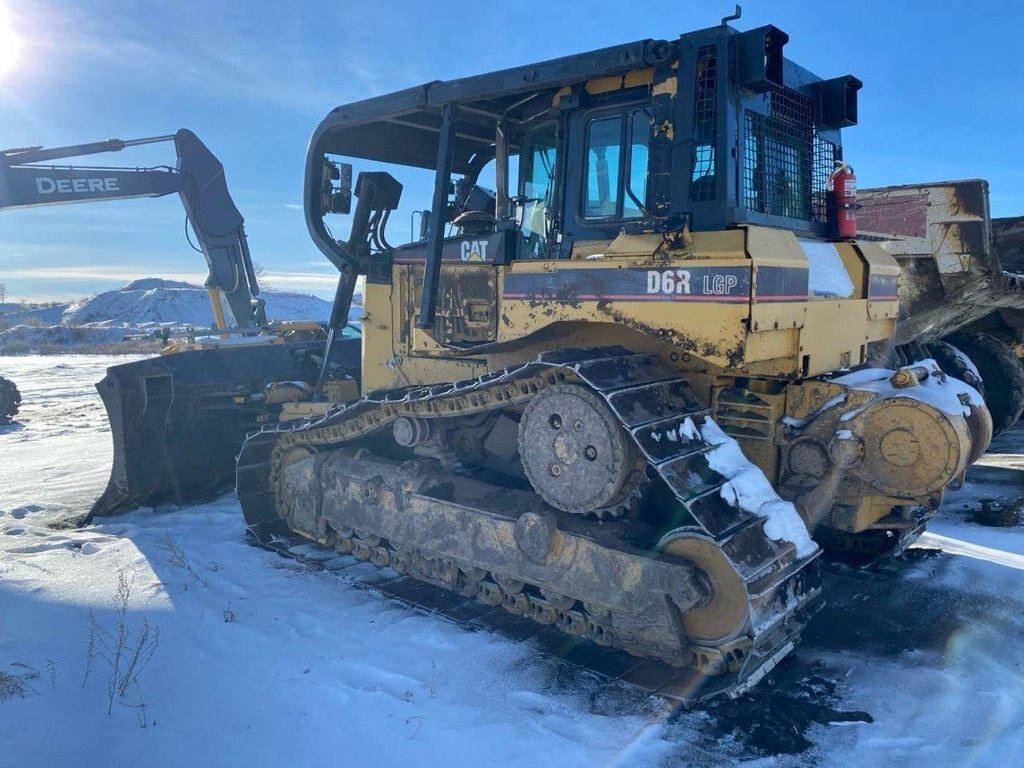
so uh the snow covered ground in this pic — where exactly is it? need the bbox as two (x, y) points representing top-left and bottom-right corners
(1, 355), (1023, 767)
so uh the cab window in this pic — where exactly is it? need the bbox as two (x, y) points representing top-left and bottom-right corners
(517, 121), (558, 259)
(624, 111), (649, 217)
(583, 109), (649, 220)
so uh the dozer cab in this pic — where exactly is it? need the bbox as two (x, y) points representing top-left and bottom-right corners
(231, 21), (986, 701)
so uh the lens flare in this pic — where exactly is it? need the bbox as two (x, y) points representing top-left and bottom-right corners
(0, 6), (23, 79)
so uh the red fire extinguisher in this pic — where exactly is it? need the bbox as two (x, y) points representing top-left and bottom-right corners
(827, 161), (858, 239)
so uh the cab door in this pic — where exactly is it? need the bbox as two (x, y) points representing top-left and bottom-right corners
(562, 101), (652, 246)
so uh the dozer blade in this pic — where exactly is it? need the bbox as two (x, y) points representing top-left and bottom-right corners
(90, 339), (359, 519)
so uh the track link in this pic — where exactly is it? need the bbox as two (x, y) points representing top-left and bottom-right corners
(257, 530), (797, 706)
(237, 347), (822, 703)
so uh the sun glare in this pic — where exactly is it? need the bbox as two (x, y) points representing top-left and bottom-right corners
(0, 6), (23, 79)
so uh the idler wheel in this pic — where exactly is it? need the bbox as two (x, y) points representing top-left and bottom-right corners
(517, 383), (638, 516)
(656, 530), (750, 645)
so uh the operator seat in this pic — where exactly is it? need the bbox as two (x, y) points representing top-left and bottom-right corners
(453, 209), (497, 235)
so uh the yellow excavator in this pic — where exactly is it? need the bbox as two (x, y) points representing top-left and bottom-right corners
(231, 18), (991, 701)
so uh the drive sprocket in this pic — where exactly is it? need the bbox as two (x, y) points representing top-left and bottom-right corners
(517, 383), (642, 517)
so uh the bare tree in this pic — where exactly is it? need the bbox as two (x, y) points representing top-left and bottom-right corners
(82, 570), (161, 715)
(252, 262), (271, 290)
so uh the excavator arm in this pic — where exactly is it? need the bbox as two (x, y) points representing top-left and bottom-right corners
(1, 130), (361, 519)
(0, 129), (264, 330)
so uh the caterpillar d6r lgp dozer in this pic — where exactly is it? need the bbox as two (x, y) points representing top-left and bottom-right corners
(237, 21), (991, 701)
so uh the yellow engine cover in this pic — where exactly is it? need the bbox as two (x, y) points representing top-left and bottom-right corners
(360, 224), (900, 393)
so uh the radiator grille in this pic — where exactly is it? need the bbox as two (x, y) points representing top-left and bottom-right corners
(743, 85), (835, 222)
(812, 134), (838, 223)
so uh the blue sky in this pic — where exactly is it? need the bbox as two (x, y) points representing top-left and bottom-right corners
(1, 0), (1022, 302)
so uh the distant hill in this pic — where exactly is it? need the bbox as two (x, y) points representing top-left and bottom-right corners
(121, 278), (197, 291)
(61, 278), (332, 328)
(0, 302), (67, 327)
(1, 278), (346, 354)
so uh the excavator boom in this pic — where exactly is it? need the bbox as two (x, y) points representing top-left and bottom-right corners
(0, 129), (263, 330)
(0, 162), (182, 204)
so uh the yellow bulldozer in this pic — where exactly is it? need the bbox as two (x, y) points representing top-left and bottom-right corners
(214, 20), (992, 701)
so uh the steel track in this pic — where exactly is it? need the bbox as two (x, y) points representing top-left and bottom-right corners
(237, 347), (823, 703)
(254, 531), (750, 706)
